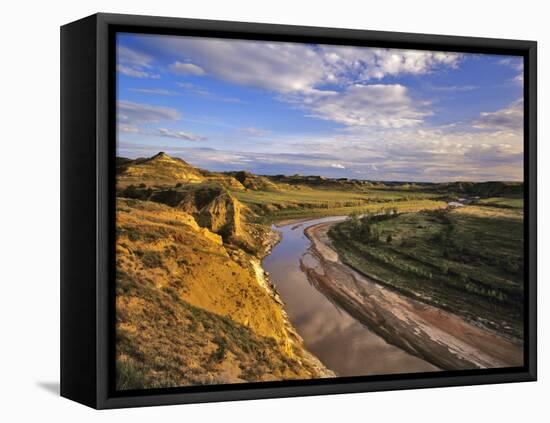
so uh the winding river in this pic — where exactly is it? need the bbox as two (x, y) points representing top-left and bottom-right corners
(262, 216), (438, 377)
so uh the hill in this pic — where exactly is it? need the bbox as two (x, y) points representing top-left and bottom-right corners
(115, 155), (335, 388)
(226, 171), (281, 191)
(117, 152), (248, 190)
(433, 181), (524, 198)
(117, 152), (206, 187)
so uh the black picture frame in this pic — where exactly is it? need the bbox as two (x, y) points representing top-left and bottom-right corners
(61, 12), (537, 409)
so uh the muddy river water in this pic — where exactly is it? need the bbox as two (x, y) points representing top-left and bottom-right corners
(262, 216), (438, 377)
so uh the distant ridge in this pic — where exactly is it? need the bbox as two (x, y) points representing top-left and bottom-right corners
(116, 151), (205, 186)
(116, 152), (523, 198)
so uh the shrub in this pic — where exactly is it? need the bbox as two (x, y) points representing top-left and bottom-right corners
(139, 250), (164, 269)
(116, 360), (148, 390)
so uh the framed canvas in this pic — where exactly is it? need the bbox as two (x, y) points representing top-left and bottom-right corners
(60, 13), (537, 409)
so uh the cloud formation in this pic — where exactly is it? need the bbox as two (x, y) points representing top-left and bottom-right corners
(149, 37), (461, 94)
(116, 35), (523, 181)
(321, 46), (461, 81)
(177, 82), (244, 103)
(169, 61), (206, 75)
(118, 46), (153, 68)
(499, 57), (524, 85)
(117, 100), (207, 143)
(473, 99), (523, 131)
(128, 88), (179, 96)
(118, 130), (523, 182)
(117, 100), (181, 125)
(117, 46), (159, 79)
(143, 36), (460, 129)
(157, 128), (206, 141)
(307, 84), (431, 128)
(241, 127), (270, 136)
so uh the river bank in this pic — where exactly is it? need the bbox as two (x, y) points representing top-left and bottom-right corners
(303, 220), (523, 370)
(253, 226), (335, 379)
(263, 217), (439, 377)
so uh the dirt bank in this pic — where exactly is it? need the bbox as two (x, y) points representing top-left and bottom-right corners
(303, 221), (523, 370)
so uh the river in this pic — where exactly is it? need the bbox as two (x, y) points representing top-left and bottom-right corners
(262, 216), (438, 377)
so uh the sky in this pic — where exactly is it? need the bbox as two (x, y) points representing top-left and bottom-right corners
(116, 32), (524, 182)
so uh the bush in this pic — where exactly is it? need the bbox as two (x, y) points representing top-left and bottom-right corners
(116, 360), (148, 390)
(122, 185), (153, 200)
(139, 250), (164, 269)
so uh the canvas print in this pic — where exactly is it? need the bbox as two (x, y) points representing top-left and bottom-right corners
(115, 33), (525, 391)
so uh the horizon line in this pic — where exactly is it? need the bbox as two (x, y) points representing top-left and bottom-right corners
(116, 151), (524, 185)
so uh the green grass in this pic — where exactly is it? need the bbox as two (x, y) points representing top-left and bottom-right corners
(230, 185), (446, 223)
(232, 186), (438, 207)
(328, 205), (524, 340)
(478, 197), (524, 209)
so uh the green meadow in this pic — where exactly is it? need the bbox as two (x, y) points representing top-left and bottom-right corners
(328, 203), (524, 340)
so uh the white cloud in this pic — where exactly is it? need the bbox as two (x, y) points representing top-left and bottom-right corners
(241, 127), (270, 136)
(116, 102), (206, 142)
(177, 82), (244, 103)
(426, 84), (478, 92)
(513, 73), (524, 84)
(117, 46), (160, 79)
(168, 38), (325, 93)
(119, 126), (523, 181)
(330, 163), (346, 169)
(128, 88), (178, 96)
(118, 124), (139, 133)
(117, 100), (181, 125)
(118, 46), (153, 68)
(147, 37), (461, 95)
(157, 128), (206, 141)
(321, 47), (462, 81)
(169, 61), (206, 75)
(473, 99), (523, 131)
(117, 65), (156, 79)
(499, 57), (524, 85)
(141, 36), (462, 129)
(177, 82), (210, 96)
(499, 57), (523, 71)
(117, 36), (522, 181)
(307, 84), (431, 128)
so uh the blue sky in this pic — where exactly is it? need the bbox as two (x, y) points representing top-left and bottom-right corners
(116, 33), (524, 182)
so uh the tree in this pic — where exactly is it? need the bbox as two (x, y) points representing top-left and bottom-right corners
(349, 212), (361, 232)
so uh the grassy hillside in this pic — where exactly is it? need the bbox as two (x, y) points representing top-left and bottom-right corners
(328, 204), (524, 340)
(116, 198), (328, 389)
(232, 186), (446, 222)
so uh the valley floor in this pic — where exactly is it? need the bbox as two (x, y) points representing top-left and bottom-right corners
(301, 220), (523, 370)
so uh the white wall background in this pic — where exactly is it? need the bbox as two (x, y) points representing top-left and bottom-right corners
(1, 0), (546, 421)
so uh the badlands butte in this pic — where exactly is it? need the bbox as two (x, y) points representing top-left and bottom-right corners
(115, 152), (524, 389)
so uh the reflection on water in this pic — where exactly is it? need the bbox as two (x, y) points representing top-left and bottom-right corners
(262, 217), (437, 377)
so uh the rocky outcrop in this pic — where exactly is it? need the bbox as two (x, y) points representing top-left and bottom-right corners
(116, 152), (205, 187)
(115, 198), (332, 389)
(174, 186), (266, 255)
(229, 170), (280, 191)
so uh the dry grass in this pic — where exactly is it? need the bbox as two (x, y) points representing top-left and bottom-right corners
(116, 198), (324, 389)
